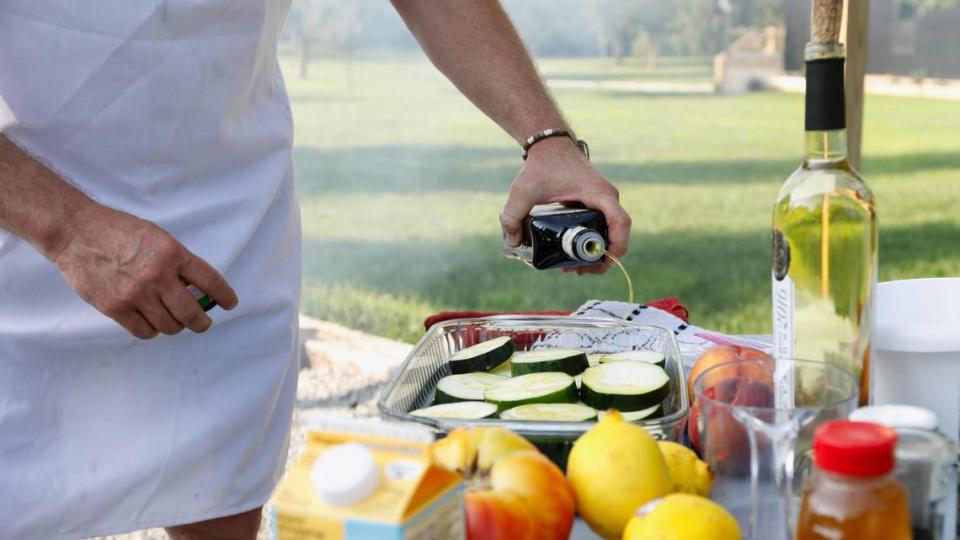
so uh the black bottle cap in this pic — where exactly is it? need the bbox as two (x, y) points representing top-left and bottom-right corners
(805, 58), (846, 132)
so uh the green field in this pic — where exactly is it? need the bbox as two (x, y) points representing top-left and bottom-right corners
(284, 55), (960, 343)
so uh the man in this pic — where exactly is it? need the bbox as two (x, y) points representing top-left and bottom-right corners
(0, 1), (630, 538)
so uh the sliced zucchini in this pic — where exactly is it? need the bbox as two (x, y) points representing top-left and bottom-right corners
(597, 403), (663, 422)
(411, 401), (498, 419)
(489, 359), (512, 377)
(500, 403), (597, 422)
(511, 348), (588, 376)
(581, 362), (670, 411)
(485, 372), (577, 412)
(599, 350), (666, 368)
(434, 373), (507, 404)
(449, 336), (515, 374)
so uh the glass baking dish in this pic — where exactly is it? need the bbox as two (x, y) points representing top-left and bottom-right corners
(377, 315), (689, 467)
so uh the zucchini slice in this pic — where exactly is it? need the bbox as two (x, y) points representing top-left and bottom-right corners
(434, 373), (506, 404)
(599, 350), (666, 368)
(489, 359), (512, 377)
(484, 372), (577, 411)
(510, 348), (588, 376)
(581, 362), (670, 411)
(500, 403), (597, 422)
(411, 401), (498, 419)
(597, 403), (663, 422)
(449, 336), (515, 374)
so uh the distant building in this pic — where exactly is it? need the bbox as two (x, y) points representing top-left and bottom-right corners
(785, 0), (960, 78)
(714, 26), (785, 93)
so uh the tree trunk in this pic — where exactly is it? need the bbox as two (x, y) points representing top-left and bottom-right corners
(342, 49), (353, 91)
(613, 40), (625, 64)
(647, 37), (660, 70)
(616, 31), (634, 65)
(596, 36), (610, 59)
(298, 37), (311, 79)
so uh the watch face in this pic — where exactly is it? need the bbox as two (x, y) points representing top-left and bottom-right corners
(772, 229), (791, 281)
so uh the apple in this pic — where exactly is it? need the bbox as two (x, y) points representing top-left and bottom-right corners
(431, 427), (576, 540)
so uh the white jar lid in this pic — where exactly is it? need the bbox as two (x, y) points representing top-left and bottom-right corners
(850, 404), (939, 431)
(310, 443), (380, 506)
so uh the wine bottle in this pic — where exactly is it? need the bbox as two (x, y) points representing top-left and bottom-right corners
(771, 0), (878, 405)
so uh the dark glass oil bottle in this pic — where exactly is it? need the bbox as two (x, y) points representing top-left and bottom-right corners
(502, 203), (608, 270)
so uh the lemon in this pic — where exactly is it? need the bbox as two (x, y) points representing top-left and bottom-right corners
(657, 441), (714, 496)
(566, 410), (671, 539)
(623, 494), (742, 540)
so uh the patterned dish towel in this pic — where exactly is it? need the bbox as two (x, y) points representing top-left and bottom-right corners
(422, 297), (770, 373)
(570, 300), (771, 371)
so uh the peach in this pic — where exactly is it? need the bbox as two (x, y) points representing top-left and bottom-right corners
(709, 378), (774, 474)
(687, 345), (773, 401)
(686, 345), (774, 457)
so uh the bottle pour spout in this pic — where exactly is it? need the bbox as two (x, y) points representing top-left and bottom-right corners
(561, 226), (606, 263)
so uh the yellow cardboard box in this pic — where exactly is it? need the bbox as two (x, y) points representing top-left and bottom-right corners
(269, 427), (465, 540)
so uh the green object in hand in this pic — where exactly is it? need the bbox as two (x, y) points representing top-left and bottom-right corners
(186, 285), (218, 312)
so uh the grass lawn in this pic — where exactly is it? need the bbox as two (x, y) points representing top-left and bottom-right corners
(284, 55), (960, 344)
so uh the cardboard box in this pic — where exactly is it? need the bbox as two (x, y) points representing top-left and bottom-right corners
(269, 427), (464, 540)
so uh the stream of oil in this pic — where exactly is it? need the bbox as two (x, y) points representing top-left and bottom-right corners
(603, 250), (634, 304)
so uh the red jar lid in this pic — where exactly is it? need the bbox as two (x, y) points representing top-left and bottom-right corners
(813, 420), (898, 477)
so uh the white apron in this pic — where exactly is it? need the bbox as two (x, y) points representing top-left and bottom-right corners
(0, 1), (300, 538)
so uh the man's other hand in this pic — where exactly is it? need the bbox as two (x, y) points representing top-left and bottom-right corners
(51, 203), (238, 339)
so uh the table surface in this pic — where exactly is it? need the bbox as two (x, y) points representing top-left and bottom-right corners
(570, 520), (601, 539)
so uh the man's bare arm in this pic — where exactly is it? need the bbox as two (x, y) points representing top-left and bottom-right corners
(391, 0), (631, 270)
(0, 135), (92, 259)
(391, 0), (567, 144)
(0, 134), (237, 337)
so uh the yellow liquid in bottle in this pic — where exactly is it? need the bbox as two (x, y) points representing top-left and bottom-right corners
(603, 250), (634, 303)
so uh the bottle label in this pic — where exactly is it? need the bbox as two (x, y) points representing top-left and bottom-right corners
(772, 229), (795, 408)
(772, 273), (795, 360)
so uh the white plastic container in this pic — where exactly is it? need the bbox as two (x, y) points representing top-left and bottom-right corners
(874, 278), (960, 443)
(873, 278), (960, 539)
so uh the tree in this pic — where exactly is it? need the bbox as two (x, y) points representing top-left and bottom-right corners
(584, 0), (673, 66)
(502, 0), (599, 57)
(906, 0), (960, 8)
(286, 0), (363, 80)
(670, 0), (730, 58)
(669, 0), (783, 58)
(727, 0), (782, 28)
